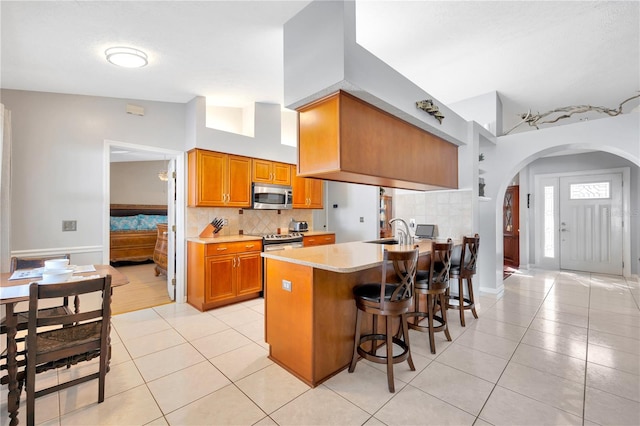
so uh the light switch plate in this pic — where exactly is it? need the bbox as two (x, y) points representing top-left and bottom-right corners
(62, 220), (77, 231)
(282, 279), (292, 292)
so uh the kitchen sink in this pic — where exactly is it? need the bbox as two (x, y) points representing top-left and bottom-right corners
(364, 238), (399, 245)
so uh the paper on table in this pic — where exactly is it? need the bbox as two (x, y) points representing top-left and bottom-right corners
(72, 265), (97, 273)
(8, 268), (44, 280)
(1, 274), (103, 299)
(8, 265), (96, 280)
(0, 284), (30, 299)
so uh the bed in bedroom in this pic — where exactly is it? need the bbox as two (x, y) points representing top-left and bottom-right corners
(109, 204), (168, 264)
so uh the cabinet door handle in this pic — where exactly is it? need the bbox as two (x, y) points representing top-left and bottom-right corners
(216, 247), (228, 251)
(232, 257), (235, 267)
(245, 244), (254, 248)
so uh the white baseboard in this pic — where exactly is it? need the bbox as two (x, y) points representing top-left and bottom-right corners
(479, 285), (504, 298)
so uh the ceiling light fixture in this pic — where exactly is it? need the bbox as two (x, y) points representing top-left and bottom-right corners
(105, 46), (148, 68)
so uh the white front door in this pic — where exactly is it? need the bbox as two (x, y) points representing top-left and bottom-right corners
(559, 173), (623, 275)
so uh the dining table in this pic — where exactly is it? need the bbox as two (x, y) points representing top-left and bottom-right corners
(1, 264), (129, 426)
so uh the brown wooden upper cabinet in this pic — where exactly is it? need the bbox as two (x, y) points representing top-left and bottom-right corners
(296, 90), (458, 191)
(188, 149), (252, 207)
(252, 159), (291, 186)
(292, 165), (324, 209)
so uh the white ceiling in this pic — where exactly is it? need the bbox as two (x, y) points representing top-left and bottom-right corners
(2, 1), (639, 145)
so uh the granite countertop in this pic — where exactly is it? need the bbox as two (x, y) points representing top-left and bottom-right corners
(187, 230), (334, 244)
(187, 235), (263, 244)
(261, 239), (438, 273)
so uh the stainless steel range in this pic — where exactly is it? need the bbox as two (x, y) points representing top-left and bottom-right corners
(261, 233), (304, 252)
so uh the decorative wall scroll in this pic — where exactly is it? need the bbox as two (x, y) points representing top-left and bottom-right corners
(416, 99), (445, 124)
(504, 93), (640, 135)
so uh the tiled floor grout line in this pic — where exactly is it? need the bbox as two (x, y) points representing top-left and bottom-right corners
(581, 273), (593, 426)
(471, 270), (563, 424)
(31, 269), (638, 425)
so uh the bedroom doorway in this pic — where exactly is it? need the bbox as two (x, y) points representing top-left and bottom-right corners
(104, 140), (186, 312)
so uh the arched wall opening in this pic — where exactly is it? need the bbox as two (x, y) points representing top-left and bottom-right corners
(476, 113), (640, 295)
(494, 147), (638, 277)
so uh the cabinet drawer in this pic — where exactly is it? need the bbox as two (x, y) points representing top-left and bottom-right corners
(206, 240), (262, 256)
(303, 234), (335, 247)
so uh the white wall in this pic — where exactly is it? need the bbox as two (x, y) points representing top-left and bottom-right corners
(450, 91), (503, 136)
(186, 96), (297, 164)
(1, 89), (185, 264)
(110, 161), (169, 205)
(326, 181), (378, 243)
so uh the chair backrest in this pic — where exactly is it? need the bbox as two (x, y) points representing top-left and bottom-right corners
(460, 234), (480, 276)
(10, 254), (71, 273)
(429, 239), (453, 287)
(27, 276), (112, 364)
(380, 247), (419, 305)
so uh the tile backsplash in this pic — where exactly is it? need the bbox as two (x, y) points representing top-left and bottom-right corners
(394, 189), (473, 240)
(187, 207), (313, 237)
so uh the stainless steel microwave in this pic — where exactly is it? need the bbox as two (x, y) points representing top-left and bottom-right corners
(251, 183), (293, 210)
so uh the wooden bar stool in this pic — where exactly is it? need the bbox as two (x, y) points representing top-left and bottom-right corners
(407, 239), (453, 354)
(448, 234), (480, 326)
(348, 247), (419, 393)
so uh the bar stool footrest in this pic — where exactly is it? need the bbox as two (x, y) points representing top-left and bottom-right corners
(447, 296), (475, 310)
(406, 312), (447, 333)
(356, 333), (410, 365)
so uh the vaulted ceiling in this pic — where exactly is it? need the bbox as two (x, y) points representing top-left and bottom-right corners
(2, 1), (639, 137)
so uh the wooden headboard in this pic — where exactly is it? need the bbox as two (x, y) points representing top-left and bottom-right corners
(110, 204), (168, 217)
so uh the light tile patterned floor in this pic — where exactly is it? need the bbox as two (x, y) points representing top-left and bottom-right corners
(2, 269), (639, 425)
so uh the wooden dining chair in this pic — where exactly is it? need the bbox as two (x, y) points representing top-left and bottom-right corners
(1, 254), (76, 387)
(10, 254), (71, 273)
(24, 275), (112, 426)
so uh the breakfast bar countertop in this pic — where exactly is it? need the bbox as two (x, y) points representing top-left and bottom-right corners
(261, 239), (439, 273)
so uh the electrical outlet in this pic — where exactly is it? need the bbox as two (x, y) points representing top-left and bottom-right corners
(62, 220), (77, 231)
(223, 218), (228, 225)
(359, 217), (364, 223)
(409, 218), (416, 228)
(282, 279), (292, 292)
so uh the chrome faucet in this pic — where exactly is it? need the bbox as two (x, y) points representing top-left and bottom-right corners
(389, 218), (413, 245)
(397, 229), (408, 245)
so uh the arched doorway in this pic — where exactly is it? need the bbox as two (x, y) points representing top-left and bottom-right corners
(476, 114), (640, 295)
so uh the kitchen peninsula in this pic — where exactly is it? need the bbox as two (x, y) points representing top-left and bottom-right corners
(262, 239), (437, 387)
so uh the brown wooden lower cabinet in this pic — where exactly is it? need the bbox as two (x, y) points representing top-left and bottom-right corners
(187, 240), (263, 311)
(302, 233), (335, 247)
